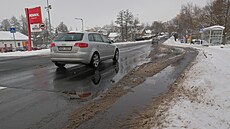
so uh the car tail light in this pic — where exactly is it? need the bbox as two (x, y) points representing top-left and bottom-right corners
(50, 43), (56, 47)
(74, 42), (88, 48)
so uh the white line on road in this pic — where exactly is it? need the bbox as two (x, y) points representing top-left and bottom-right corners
(0, 86), (7, 90)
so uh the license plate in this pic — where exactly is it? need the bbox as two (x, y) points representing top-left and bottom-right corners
(58, 46), (72, 51)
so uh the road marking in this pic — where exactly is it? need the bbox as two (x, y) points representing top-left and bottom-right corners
(0, 86), (7, 90)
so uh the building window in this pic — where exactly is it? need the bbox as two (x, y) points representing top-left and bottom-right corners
(18, 43), (20, 47)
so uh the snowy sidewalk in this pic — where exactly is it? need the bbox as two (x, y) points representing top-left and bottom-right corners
(0, 49), (50, 57)
(160, 38), (230, 129)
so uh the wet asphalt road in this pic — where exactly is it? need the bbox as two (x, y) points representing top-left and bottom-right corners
(0, 41), (153, 129)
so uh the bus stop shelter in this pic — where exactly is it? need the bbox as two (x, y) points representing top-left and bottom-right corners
(202, 25), (225, 45)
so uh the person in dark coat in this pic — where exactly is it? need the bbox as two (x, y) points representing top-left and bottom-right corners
(174, 33), (178, 41)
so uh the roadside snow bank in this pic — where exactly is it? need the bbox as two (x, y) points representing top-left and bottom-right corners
(0, 40), (151, 57)
(0, 49), (50, 57)
(114, 39), (152, 48)
(161, 38), (230, 129)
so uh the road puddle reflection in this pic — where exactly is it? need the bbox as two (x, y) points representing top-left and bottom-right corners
(53, 62), (119, 101)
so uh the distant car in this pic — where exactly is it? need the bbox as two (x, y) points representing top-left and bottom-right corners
(152, 37), (159, 44)
(191, 39), (202, 44)
(50, 32), (119, 68)
(32, 47), (42, 50)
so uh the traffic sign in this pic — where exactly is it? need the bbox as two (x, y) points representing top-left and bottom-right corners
(30, 23), (42, 32)
(10, 28), (16, 33)
(40, 23), (45, 30)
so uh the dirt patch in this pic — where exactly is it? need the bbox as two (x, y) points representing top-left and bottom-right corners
(64, 45), (187, 129)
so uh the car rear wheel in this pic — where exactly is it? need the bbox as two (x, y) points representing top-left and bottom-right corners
(113, 49), (119, 63)
(90, 53), (100, 68)
(54, 62), (65, 68)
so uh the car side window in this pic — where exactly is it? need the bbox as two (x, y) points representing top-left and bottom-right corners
(88, 34), (95, 41)
(101, 35), (110, 43)
(93, 34), (103, 42)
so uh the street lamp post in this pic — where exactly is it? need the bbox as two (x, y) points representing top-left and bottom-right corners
(45, 0), (52, 38)
(75, 18), (84, 31)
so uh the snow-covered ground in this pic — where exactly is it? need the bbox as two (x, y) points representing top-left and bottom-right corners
(161, 37), (230, 129)
(0, 49), (50, 57)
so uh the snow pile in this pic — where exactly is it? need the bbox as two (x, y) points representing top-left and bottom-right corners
(114, 39), (152, 45)
(0, 86), (6, 90)
(162, 38), (230, 129)
(0, 49), (50, 57)
(164, 36), (202, 48)
(0, 40), (151, 57)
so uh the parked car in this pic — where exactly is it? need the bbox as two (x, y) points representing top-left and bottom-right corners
(50, 32), (119, 68)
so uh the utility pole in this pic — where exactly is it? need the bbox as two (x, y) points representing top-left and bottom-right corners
(75, 18), (84, 32)
(45, 0), (52, 39)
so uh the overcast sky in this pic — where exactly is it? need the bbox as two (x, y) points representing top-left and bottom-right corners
(0, 0), (208, 30)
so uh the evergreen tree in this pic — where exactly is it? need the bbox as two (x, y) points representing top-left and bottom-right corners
(1, 19), (11, 31)
(10, 16), (20, 32)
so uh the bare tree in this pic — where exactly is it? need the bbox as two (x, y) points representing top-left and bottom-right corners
(124, 9), (134, 40)
(115, 10), (125, 41)
(132, 18), (140, 40)
(201, 0), (230, 44)
(171, 3), (203, 39)
(151, 21), (166, 34)
(19, 15), (28, 35)
(164, 20), (177, 35)
(221, 0), (230, 44)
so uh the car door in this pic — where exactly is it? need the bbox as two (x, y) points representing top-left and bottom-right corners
(92, 33), (107, 59)
(101, 35), (115, 58)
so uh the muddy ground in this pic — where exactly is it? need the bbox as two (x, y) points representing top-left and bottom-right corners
(126, 49), (203, 129)
(64, 44), (196, 129)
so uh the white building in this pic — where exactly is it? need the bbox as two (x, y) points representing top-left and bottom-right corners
(0, 31), (32, 50)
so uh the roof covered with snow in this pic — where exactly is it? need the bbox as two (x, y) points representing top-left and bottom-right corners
(108, 32), (119, 38)
(203, 25), (225, 31)
(145, 30), (152, 34)
(0, 31), (28, 41)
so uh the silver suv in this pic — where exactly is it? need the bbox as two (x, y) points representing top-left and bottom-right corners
(50, 32), (119, 68)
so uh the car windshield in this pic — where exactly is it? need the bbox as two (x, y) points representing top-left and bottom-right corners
(54, 33), (84, 41)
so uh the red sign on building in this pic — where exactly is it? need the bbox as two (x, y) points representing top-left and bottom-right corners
(28, 7), (42, 24)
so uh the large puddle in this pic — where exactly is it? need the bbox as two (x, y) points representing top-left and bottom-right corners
(77, 49), (198, 129)
(53, 43), (152, 102)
